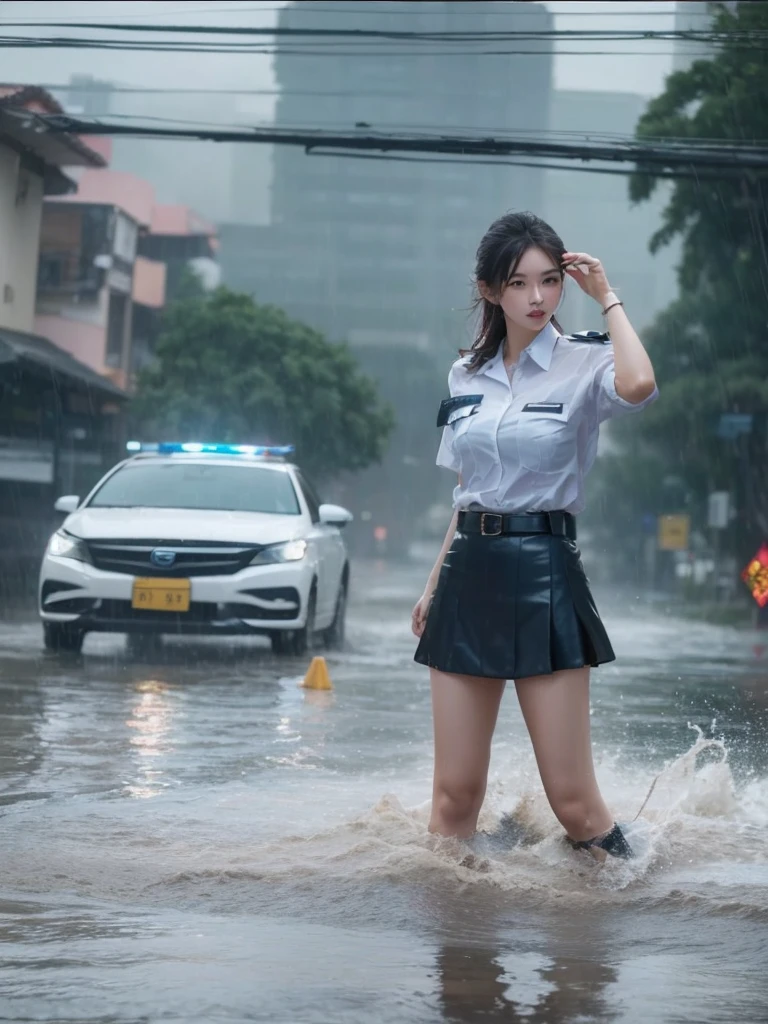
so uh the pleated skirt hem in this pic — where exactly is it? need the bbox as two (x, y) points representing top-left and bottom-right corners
(413, 529), (615, 681)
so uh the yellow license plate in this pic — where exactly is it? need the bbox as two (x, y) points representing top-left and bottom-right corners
(131, 578), (191, 612)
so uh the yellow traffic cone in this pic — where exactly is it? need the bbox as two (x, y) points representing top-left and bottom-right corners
(301, 655), (333, 690)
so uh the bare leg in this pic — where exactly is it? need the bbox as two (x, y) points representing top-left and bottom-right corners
(514, 666), (614, 843)
(429, 669), (506, 838)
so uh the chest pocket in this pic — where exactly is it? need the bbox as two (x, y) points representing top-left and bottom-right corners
(515, 402), (572, 474)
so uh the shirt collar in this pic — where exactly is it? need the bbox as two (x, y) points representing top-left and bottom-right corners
(476, 321), (560, 381)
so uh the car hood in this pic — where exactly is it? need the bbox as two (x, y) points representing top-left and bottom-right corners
(63, 507), (306, 545)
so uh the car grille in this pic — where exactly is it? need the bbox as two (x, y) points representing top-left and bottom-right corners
(85, 540), (263, 577)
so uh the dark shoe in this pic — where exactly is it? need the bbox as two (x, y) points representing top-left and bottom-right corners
(565, 822), (634, 860)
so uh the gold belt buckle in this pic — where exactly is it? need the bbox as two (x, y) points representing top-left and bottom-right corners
(480, 513), (503, 536)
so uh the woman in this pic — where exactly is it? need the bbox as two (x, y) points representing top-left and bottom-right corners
(412, 212), (658, 862)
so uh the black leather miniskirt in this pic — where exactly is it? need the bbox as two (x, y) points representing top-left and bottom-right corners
(413, 512), (615, 681)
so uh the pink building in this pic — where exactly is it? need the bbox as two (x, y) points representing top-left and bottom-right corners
(35, 168), (217, 392)
(35, 169), (166, 392)
(0, 85), (129, 570)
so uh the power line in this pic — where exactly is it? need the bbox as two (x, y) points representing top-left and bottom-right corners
(0, 30), (735, 57)
(33, 85), (738, 137)
(305, 149), (733, 181)
(0, 6), (717, 22)
(0, 22), (745, 41)
(35, 114), (768, 174)
(0, 23), (757, 41)
(0, 39), (726, 57)
(278, 3), (714, 12)
(38, 89), (759, 147)
(37, 83), (448, 98)
(0, 4), (280, 21)
(56, 110), (764, 149)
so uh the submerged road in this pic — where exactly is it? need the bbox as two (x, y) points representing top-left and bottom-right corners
(1, 559), (767, 1023)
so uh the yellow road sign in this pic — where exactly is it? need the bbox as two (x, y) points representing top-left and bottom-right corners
(658, 514), (690, 551)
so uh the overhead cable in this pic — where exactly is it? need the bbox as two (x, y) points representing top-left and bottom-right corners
(35, 114), (768, 175)
(0, 22), (751, 41)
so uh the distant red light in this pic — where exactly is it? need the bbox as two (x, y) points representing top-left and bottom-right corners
(741, 543), (768, 608)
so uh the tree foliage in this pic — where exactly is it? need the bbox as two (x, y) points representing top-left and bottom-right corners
(589, 0), (768, 556)
(132, 287), (395, 478)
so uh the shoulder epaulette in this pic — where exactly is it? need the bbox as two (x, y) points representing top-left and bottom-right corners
(565, 330), (610, 345)
(436, 394), (483, 428)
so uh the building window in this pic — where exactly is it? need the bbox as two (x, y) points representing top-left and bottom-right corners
(113, 213), (138, 263)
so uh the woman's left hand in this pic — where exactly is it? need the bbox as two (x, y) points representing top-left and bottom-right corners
(562, 251), (612, 307)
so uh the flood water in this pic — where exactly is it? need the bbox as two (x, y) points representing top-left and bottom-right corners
(1, 559), (767, 1023)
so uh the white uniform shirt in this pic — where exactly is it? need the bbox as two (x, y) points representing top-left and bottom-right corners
(436, 321), (659, 514)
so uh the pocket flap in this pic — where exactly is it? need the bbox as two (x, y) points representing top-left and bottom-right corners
(436, 394), (484, 427)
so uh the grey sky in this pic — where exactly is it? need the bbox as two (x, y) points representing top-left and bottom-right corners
(0, 0), (681, 113)
(0, 1), (688, 224)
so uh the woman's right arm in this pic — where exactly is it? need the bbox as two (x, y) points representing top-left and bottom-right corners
(411, 479), (460, 637)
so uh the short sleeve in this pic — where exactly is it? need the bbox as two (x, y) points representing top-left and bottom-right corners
(436, 426), (460, 472)
(593, 346), (659, 423)
(435, 361), (462, 472)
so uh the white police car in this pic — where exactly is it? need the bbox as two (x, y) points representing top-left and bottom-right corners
(39, 442), (353, 655)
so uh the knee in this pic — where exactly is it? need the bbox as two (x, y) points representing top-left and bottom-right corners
(433, 779), (485, 826)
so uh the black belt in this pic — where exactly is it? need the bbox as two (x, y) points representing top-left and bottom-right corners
(457, 509), (576, 540)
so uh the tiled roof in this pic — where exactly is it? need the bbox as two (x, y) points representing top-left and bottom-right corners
(0, 83), (106, 168)
(0, 84), (64, 114)
(0, 327), (127, 398)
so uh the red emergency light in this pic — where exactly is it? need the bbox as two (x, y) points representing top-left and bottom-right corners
(741, 543), (768, 608)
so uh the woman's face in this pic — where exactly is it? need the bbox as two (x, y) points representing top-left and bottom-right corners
(483, 246), (563, 332)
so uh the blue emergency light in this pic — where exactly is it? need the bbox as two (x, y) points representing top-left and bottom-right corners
(126, 441), (295, 458)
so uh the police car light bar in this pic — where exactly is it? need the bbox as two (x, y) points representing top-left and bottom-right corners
(126, 441), (295, 458)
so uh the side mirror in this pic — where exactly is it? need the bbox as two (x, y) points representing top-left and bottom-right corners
(54, 495), (80, 514)
(318, 503), (353, 528)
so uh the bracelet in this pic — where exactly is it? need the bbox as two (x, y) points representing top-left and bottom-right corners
(602, 299), (624, 315)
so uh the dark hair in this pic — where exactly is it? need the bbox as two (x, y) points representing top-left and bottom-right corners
(461, 212), (566, 372)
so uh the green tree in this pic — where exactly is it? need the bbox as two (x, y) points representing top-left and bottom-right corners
(131, 286), (395, 478)
(592, 0), (768, 564)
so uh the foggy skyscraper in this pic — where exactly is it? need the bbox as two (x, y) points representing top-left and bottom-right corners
(265, 0), (554, 351)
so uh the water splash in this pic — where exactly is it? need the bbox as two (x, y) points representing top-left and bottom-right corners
(152, 729), (767, 913)
(632, 723), (736, 822)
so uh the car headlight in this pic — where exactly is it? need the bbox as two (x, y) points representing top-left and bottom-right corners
(47, 530), (91, 563)
(250, 539), (308, 566)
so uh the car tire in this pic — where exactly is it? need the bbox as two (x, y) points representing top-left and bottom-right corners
(272, 586), (316, 657)
(43, 622), (85, 654)
(324, 576), (348, 650)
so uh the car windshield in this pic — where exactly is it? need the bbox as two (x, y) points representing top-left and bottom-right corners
(88, 461), (301, 514)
